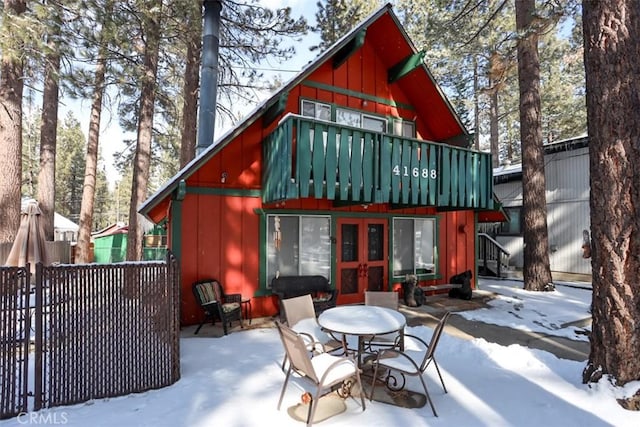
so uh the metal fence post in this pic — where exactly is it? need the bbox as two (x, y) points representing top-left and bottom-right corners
(33, 262), (43, 411)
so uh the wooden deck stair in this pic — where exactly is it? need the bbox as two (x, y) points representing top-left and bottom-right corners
(478, 233), (511, 278)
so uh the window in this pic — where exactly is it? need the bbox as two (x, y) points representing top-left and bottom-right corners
(302, 101), (411, 138)
(498, 207), (522, 235)
(266, 215), (331, 286)
(336, 108), (361, 128)
(336, 107), (389, 133)
(362, 115), (386, 132)
(301, 100), (331, 121)
(392, 118), (416, 138)
(392, 217), (436, 277)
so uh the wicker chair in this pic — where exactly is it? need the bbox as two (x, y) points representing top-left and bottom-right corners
(192, 279), (243, 335)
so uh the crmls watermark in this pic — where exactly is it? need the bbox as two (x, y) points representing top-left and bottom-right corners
(16, 412), (68, 425)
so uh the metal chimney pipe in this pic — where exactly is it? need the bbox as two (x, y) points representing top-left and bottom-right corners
(196, 0), (222, 155)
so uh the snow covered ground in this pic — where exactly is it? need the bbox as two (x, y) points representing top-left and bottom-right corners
(2, 278), (638, 427)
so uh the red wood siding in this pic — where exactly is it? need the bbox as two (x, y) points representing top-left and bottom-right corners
(190, 122), (265, 189)
(178, 194), (269, 325)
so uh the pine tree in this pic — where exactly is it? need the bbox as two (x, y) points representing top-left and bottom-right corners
(396, 0), (584, 164)
(112, 0), (308, 200)
(0, 0), (27, 243)
(92, 167), (112, 230)
(55, 112), (86, 223)
(179, 1), (201, 168)
(516, 0), (553, 291)
(22, 106), (42, 198)
(310, 0), (380, 52)
(37, 1), (64, 241)
(126, 0), (163, 261)
(74, 0), (115, 263)
(582, 0), (640, 387)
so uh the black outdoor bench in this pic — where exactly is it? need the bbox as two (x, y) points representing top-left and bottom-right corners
(271, 275), (338, 321)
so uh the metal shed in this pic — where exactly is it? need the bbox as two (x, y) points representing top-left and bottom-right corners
(491, 136), (591, 276)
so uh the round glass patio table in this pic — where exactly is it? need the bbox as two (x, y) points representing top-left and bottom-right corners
(318, 305), (406, 367)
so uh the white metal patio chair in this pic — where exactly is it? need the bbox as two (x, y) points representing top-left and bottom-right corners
(280, 294), (344, 370)
(275, 321), (366, 427)
(369, 311), (451, 417)
(363, 291), (402, 353)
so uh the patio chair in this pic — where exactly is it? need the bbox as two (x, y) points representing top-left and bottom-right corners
(369, 311), (451, 417)
(275, 321), (365, 427)
(192, 279), (243, 335)
(280, 294), (344, 370)
(363, 291), (401, 353)
(365, 291), (399, 309)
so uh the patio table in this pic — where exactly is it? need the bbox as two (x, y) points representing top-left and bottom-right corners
(317, 305), (406, 368)
(318, 305), (428, 409)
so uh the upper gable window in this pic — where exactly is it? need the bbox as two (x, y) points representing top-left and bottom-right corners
(362, 115), (386, 133)
(301, 100), (331, 121)
(336, 108), (361, 128)
(336, 107), (388, 133)
(302, 100), (413, 138)
(392, 118), (416, 138)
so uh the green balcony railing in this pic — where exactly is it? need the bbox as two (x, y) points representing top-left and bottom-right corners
(263, 114), (493, 209)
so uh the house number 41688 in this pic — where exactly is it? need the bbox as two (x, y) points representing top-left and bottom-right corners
(392, 165), (438, 179)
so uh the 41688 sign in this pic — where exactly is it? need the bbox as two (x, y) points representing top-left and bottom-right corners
(392, 165), (437, 179)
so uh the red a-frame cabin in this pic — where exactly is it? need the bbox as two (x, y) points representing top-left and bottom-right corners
(140, 4), (501, 325)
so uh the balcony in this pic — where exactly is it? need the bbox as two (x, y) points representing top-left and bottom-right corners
(263, 114), (493, 209)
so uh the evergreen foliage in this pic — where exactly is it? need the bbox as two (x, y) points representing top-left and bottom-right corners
(55, 112), (86, 223)
(0, 0), (308, 248)
(310, 0), (380, 52)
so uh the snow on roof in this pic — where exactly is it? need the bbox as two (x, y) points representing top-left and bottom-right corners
(22, 197), (79, 232)
(54, 212), (79, 232)
(493, 162), (522, 177)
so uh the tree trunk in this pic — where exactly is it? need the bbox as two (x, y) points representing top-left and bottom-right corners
(516, 0), (553, 291)
(76, 0), (114, 264)
(180, 2), (201, 168)
(489, 88), (499, 168)
(37, 4), (62, 241)
(76, 52), (107, 263)
(0, 0), (27, 244)
(488, 51), (502, 168)
(473, 55), (480, 152)
(127, 6), (161, 261)
(582, 0), (640, 386)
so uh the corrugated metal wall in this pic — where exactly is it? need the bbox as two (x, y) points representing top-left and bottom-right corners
(494, 146), (591, 275)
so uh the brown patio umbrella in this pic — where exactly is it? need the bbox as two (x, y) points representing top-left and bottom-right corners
(5, 200), (50, 279)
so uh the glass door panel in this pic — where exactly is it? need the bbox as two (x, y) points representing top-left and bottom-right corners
(367, 266), (384, 292)
(368, 224), (383, 261)
(337, 218), (387, 304)
(341, 224), (359, 262)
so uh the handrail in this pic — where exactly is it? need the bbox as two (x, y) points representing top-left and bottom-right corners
(478, 233), (510, 256)
(478, 233), (510, 277)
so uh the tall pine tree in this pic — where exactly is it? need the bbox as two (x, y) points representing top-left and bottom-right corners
(515, 0), (553, 291)
(0, 0), (27, 243)
(582, 0), (640, 388)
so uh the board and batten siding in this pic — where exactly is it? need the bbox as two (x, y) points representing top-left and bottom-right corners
(494, 145), (591, 275)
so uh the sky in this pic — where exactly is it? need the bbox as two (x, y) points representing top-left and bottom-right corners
(59, 0), (319, 188)
(3, 278), (639, 427)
